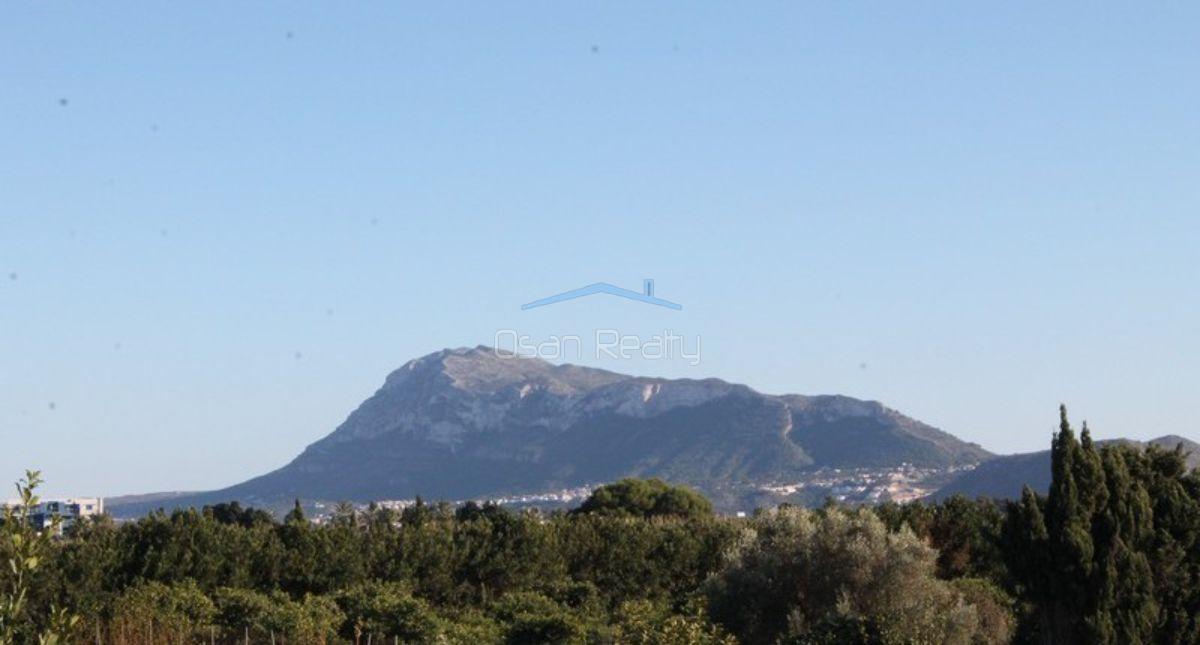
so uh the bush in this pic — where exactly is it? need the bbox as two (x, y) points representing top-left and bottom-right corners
(334, 580), (440, 642)
(706, 506), (993, 645)
(261, 592), (343, 644)
(950, 578), (1014, 644)
(213, 586), (273, 641)
(490, 591), (586, 644)
(111, 580), (216, 643)
(614, 600), (736, 645)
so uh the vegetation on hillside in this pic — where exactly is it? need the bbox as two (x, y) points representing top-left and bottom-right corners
(2, 407), (1197, 644)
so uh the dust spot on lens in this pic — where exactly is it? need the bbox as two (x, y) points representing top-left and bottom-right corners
(48, 401), (57, 411)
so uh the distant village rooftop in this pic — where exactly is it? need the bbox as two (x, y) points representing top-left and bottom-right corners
(3, 497), (104, 535)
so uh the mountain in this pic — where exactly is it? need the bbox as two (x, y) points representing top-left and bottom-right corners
(931, 435), (1200, 500)
(110, 347), (991, 516)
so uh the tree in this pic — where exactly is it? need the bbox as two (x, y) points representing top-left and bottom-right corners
(1003, 407), (1191, 643)
(705, 506), (1003, 645)
(334, 581), (440, 642)
(490, 591), (589, 644)
(1038, 405), (1100, 641)
(213, 586), (273, 641)
(574, 479), (713, 520)
(1001, 485), (1050, 640)
(614, 600), (736, 645)
(204, 501), (274, 528)
(263, 592), (343, 644)
(111, 580), (216, 643)
(284, 499), (306, 525)
(0, 471), (78, 645)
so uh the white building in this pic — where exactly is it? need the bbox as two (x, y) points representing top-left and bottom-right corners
(3, 497), (104, 535)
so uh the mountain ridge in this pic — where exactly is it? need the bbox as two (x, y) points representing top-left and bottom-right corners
(932, 435), (1200, 500)
(110, 347), (991, 515)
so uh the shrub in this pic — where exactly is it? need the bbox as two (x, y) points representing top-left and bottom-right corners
(706, 506), (992, 645)
(111, 580), (216, 643)
(334, 581), (440, 642)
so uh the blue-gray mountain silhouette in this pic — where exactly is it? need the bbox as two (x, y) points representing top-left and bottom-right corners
(109, 347), (991, 515)
(932, 435), (1200, 500)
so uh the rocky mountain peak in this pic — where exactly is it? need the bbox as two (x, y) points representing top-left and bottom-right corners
(383, 346), (627, 396)
(109, 348), (997, 516)
(1150, 435), (1199, 451)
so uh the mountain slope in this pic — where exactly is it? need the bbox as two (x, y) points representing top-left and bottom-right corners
(111, 347), (991, 515)
(931, 435), (1200, 500)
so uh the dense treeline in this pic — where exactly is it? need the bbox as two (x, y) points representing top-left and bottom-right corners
(3, 407), (1199, 644)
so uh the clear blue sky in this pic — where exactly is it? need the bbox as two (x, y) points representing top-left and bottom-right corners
(3, 4), (1197, 496)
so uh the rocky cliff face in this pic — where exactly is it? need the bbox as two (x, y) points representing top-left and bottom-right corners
(111, 347), (993, 514)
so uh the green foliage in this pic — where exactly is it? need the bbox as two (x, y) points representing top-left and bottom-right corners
(0, 471), (78, 645)
(558, 512), (734, 607)
(204, 501), (274, 528)
(111, 580), (216, 642)
(263, 592), (343, 643)
(1001, 407), (1200, 644)
(213, 586), (273, 640)
(614, 600), (737, 645)
(705, 506), (1004, 645)
(490, 591), (587, 644)
(873, 495), (1008, 581)
(575, 478), (714, 520)
(436, 607), (504, 643)
(950, 578), (1014, 645)
(334, 581), (439, 642)
(7, 421), (1200, 644)
(284, 498), (306, 524)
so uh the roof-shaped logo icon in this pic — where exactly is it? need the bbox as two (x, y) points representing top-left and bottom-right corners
(522, 279), (681, 310)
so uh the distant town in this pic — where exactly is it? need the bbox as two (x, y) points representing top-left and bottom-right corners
(297, 463), (977, 524)
(758, 463), (978, 504)
(6, 464), (979, 531)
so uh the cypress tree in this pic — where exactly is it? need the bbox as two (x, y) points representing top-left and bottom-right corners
(1044, 405), (1095, 642)
(1142, 444), (1200, 643)
(1095, 446), (1157, 643)
(1076, 422), (1112, 643)
(284, 499), (306, 524)
(1030, 408), (1169, 644)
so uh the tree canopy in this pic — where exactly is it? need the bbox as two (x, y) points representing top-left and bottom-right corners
(573, 478), (714, 520)
(3, 409), (1199, 644)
